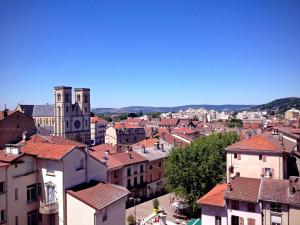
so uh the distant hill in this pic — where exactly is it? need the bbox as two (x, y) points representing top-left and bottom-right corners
(251, 97), (300, 114)
(92, 104), (255, 114)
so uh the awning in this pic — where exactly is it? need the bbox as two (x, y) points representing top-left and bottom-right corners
(187, 218), (201, 225)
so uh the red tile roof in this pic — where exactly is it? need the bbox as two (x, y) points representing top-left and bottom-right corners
(161, 133), (189, 148)
(172, 127), (198, 134)
(226, 132), (296, 153)
(132, 138), (159, 148)
(159, 118), (179, 126)
(89, 150), (123, 170)
(0, 150), (23, 163)
(114, 123), (140, 129)
(0, 110), (15, 120)
(90, 144), (117, 153)
(91, 117), (108, 123)
(225, 177), (260, 203)
(67, 183), (129, 210)
(26, 134), (86, 148)
(111, 151), (147, 166)
(197, 183), (227, 207)
(21, 143), (77, 160)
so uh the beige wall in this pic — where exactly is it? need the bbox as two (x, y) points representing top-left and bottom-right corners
(66, 193), (95, 225)
(262, 202), (289, 225)
(227, 152), (284, 181)
(105, 127), (117, 146)
(289, 206), (300, 225)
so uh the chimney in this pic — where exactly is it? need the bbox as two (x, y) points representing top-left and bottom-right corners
(3, 108), (8, 118)
(142, 145), (146, 153)
(227, 182), (232, 192)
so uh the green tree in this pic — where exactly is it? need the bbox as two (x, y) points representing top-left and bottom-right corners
(165, 132), (239, 216)
(227, 118), (243, 128)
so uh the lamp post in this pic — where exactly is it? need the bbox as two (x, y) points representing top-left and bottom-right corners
(129, 197), (140, 225)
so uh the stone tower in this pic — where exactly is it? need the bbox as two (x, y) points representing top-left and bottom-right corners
(54, 86), (72, 138)
(54, 86), (91, 145)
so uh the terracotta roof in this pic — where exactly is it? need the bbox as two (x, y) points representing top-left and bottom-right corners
(226, 132), (296, 153)
(132, 138), (159, 148)
(224, 177), (260, 203)
(67, 182), (129, 210)
(197, 183), (227, 207)
(0, 150), (23, 163)
(90, 144), (117, 153)
(159, 118), (179, 126)
(111, 151), (147, 166)
(161, 133), (189, 148)
(259, 177), (300, 207)
(172, 127), (198, 134)
(25, 134), (86, 148)
(114, 123), (140, 129)
(124, 118), (144, 124)
(89, 150), (123, 170)
(21, 143), (77, 160)
(91, 117), (107, 123)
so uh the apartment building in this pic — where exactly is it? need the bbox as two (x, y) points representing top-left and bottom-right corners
(0, 136), (129, 225)
(91, 117), (108, 145)
(105, 123), (146, 146)
(226, 131), (297, 181)
(285, 108), (300, 121)
(132, 138), (172, 197)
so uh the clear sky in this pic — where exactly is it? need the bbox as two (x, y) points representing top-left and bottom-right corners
(0, 0), (299, 109)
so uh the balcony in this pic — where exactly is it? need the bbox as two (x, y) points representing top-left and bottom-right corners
(39, 201), (59, 214)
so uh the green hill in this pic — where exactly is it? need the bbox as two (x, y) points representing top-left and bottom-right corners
(251, 97), (300, 114)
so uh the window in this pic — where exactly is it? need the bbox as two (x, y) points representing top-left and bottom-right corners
(65, 94), (69, 102)
(0, 181), (5, 194)
(49, 214), (55, 225)
(159, 171), (162, 178)
(47, 161), (55, 175)
(158, 162), (162, 167)
(231, 200), (239, 210)
(27, 184), (38, 203)
(15, 216), (18, 225)
(270, 203), (282, 213)
(66, 106), (69, 113)
(85, 107), (87, 113)
(27, 210), (38, 225)
(114, 171), (119, 178)
(66, 121), (69, 128)
(263, 168), (273, 178)
(134, 177), (137, 186)
(234, 153), (237, 159)
(102, 207), (107, 222)
(84, 95), (88, 103)
(149, 164), (153, 170)
(0, 210), (5, 223)
(77, 94), (81, 102)
(127, 168), (131, 176)
(231, 216), (239, 225)
(259, 154), (262, 160)
(263, 156), (266, 162)
(271, 215), (281, 225)
(127, 179), (131, 188)
(237, 154), (241, 160)
(57, 93), (61, 101)
(247, 203), (256, 212)
(236, 172), (240, 177)
(215, 216), (221, 225)
(15, 188), (18, 200)
(140, 165), (144, 173)
(140, 175), (144, 184)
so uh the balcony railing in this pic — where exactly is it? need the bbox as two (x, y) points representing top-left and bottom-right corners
(39, 201), (59, 214)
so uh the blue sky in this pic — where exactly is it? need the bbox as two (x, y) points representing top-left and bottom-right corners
(0, 0), (299, 109)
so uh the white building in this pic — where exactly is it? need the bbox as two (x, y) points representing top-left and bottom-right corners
(91, 117), (108, 145)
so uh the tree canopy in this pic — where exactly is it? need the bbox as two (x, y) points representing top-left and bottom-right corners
(165, 132), (239, 216)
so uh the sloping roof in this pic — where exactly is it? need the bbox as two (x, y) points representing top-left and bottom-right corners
(25, 134), (86, 148)
(259, 178), (289, 204)
(197, 183), (227, 207)
(0, 110), (15, 120)
(226, 132), (296, 153)
(17, 105), (34, 116)
(67, 182), (129, 210)
(90, 144), (116, 153)
(224, 177), (260, 203)
(161, 133), (189, 148)
(172, 127), (199, 135)
(132, 138), (159, 148)
(0, 162), (9, 167)
(91, 117), (108, 123)
(259, 177), (300, 207)
(159, 118), (179, 126)
(114, 123), (140, 129)
(111, 151), (147, 166)
(32, 104), (54, 117)
(21, 143), (77, 160)
(89, 150), (123, 170)
(0, 150), (23, 163)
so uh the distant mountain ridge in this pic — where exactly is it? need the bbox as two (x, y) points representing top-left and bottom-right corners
(92, 104), (255, 114)
(251, 97), (300, 114)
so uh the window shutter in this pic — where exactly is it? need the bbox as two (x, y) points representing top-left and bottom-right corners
(263, 156), (266, 162)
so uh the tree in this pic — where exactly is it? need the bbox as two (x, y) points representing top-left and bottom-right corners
(227, 118), (243, 128)
(165, 132), (239, 216)
(127, 214), (135, 225)
(152, 198), (159, 209)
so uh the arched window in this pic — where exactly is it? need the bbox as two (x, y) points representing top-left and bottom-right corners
(57, 93), (61, 101)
